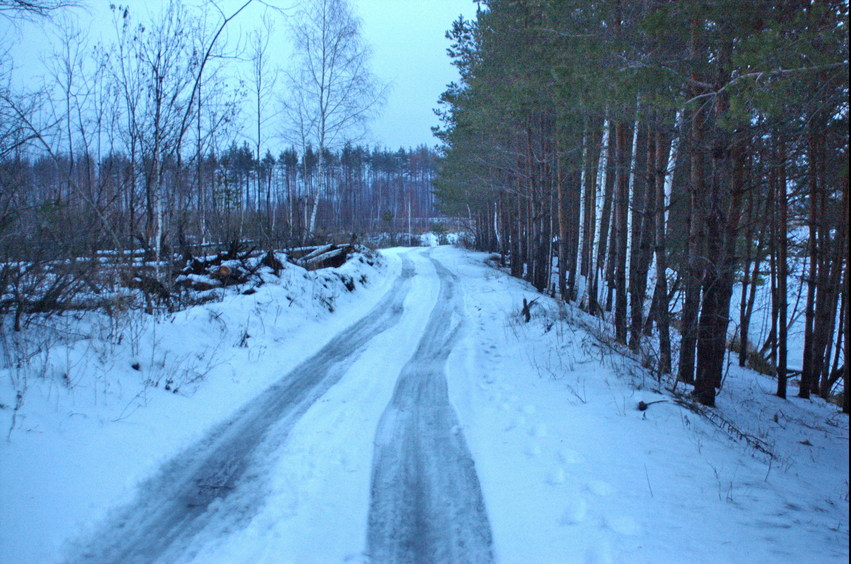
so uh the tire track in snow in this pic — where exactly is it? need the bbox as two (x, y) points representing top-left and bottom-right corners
(68, 256), (416, 564)
(367, 256), (494, 563)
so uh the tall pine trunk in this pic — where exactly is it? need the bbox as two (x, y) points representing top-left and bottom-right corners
(557, 142), (567, 299)
(678, 104), (705, 385)
(614, 121), (630, 344)
(843, 167), (850, 414)
(801, 127), (821, 398)
(775, 141), (789, 398)
(629, 123), (656, 351)
(581, 118), (602, 285)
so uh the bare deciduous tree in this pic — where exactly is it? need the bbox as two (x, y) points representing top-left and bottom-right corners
(283, 0), (384, 235)
(0, 49), (41, 161)
(0, 0), (77, 19)
(247, 13), (279, 223)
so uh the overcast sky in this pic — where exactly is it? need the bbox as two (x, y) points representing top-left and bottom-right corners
(1, 0), (479, 150)
(359, 0), (478, 149)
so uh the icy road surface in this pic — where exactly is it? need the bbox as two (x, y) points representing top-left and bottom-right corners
(368, 257), (493, 562)
(68, 250), (493, 563)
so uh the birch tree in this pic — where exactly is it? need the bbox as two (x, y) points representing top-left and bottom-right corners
(283, 0), (383, 235)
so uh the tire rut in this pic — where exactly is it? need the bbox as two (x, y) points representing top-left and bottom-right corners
(367, 256), (494, 564)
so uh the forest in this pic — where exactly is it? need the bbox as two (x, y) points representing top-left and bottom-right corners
(1, 0), (441, 329)
(433, 0), (849, 409)
(2, 141), (440, 253)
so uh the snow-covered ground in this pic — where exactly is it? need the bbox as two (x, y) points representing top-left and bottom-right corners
(448, 248), (848, 563)
(1, 246), (848, 563)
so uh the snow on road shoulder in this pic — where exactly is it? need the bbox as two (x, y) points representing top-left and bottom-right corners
(0, 250), (393, 564)
(435, 245), (848, 564)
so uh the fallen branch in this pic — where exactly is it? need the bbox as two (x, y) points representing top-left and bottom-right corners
(672, 393), (776, 459)
(638, 399), (667, 411)
(521, 297), (539, 323)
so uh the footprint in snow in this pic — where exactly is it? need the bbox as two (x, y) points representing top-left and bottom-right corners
(602, 514), (641, 536)
(547, 466), (566, 485)
(529, 423), (548, 437)
(559, 496), (588, 525)
(525, 441), (542, 456)
(586, 480), (616, 496)
(498, 397), (516, 411)
(338, 454), (357, 472)
(584, 540), (615, 564)
(503, 414), (519, 431)
(558, 448), (586, 464)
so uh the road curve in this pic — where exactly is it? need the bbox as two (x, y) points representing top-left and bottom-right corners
(367, 256), (494, 563)
(68, 256), (416, 564)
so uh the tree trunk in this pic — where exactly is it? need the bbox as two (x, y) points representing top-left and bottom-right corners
(844, 191), (850, 414)
(695, 116), (746, 407)
(593, 120), (616, 315)
(818, 180), (846, 398)
(775, 141), (789, 398)
(557, 141), (567, 299)
(678, 16), (706, 388)
(581, 119), (602, 280)
(629, 123), (656, 351)
(510, 191), (523, 278)
(566, 168), (582, 299)
(653, 128), (672, 374)
(614, 120), (630, 344)
(739, 167), (767, 369)
(800, 126), (822, 398)
(678, 109), (704, 385)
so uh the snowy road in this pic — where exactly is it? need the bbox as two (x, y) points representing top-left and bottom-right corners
(68, 250), (493, 563)
(69, 256), (419, 563)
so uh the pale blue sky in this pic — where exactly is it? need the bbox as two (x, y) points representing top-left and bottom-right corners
(357, 0), (478, 148)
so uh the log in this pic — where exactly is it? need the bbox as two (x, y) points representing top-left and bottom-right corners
(299, 246), (353, 270)
(299, 244), (335, 263)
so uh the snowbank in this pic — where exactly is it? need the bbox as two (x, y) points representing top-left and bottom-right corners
(0, 250), (390, 564)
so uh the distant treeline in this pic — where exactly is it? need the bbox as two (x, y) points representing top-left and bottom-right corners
(1, 142), (440, 256)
